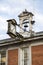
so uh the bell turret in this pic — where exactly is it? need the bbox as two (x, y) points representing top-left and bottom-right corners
(18, 9), (35, 37)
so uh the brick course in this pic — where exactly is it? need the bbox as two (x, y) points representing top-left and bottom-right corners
(8, 49), (18, 65)
(32, 45), (43, 65)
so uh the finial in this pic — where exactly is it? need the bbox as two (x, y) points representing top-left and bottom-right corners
(25, 9), (27, 12)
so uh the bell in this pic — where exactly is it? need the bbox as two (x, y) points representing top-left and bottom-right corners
(24, 24), (28, 31)
(24, 25), (28, 28)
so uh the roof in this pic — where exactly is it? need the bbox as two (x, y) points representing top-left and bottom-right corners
(18, 9), (34, 17)
(0, 31), (43, 46)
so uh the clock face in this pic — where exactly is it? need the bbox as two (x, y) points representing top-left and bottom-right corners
(10, 24), (16, 34)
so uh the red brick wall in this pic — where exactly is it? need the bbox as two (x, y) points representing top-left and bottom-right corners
(8, 49), (18, 65)
(32, 45), (43, 65)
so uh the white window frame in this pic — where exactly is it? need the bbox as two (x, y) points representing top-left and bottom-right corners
(0, 50), (7, 65)
(19, 45), (31, 65)
(22, 47), (29, 65)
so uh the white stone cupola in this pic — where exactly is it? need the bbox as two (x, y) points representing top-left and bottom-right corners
(18, 9), (35, 37)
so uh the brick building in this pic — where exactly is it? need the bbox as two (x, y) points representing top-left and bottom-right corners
(0, 10), (43, 65)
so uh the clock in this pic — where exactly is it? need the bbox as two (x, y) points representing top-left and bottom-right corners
(7, 19), (17, 37)
(10, 23), (16, 34)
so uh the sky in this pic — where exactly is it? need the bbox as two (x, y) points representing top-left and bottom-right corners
(0, 0), (43, 40)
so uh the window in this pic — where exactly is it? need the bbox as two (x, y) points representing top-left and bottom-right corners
(20, 47), (29, 65)
(22, 20), (29, 32)
(0, 51), (6, 65)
